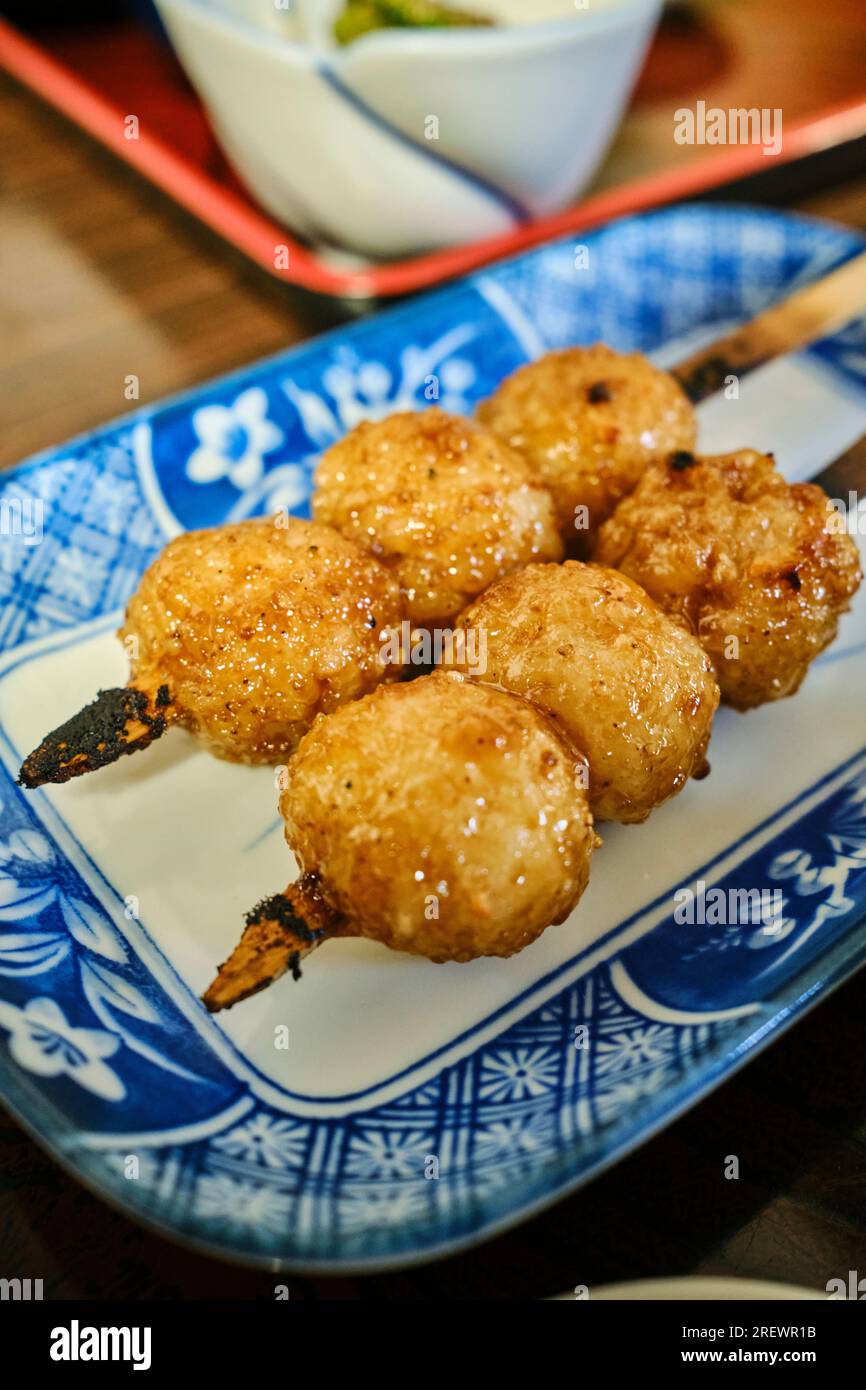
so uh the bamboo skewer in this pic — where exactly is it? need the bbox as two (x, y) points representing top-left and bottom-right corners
(18, 680), (174, 789)
(202, 876), (344, 1012)
(811, 429), (866, 501)
(671, 249), (866, 404)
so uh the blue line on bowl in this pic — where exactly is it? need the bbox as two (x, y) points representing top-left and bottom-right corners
(316, 61), (532, 227)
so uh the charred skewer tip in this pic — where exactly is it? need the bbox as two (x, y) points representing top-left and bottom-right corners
(202, 878), (339, 1013)
(18, 684), (172, 789)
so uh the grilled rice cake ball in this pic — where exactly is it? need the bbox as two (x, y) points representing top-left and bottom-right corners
(119, 517), (404, 763)
(312, 408), (562, 626)
(281, 672), (598, 962)
(455, 562), (720, 824)
(595, 449), (863, 711)
(477, 345), (696, 547)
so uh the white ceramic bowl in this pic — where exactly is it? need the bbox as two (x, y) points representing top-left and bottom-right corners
(153, 0), (663, 258)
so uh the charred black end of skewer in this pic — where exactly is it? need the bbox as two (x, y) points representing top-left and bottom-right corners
(202, 876), (342, 1013)
(671, 332), (779, 406)
(18, 684), (173, 789)
(670, 354), (734, 405)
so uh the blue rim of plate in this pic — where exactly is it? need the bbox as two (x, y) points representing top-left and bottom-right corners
(1, 202), (866, 1270)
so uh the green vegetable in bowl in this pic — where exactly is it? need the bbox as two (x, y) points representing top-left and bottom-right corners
(334, 0), (493, 45)
(333, 1), (384, 44)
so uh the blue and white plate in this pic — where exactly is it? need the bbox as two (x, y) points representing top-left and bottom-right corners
(1, 204), (865, 1271)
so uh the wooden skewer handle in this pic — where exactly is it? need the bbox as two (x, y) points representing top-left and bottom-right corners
(672, 249), (866, 404)
(202, 877), (344, 1012)
(811, 430), (866, 502)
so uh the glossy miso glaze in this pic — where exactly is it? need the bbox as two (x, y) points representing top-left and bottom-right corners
(312, 408), (562, 626)
(456, 561), (720, 823)
(595, 448), (864, 709)
(478, 344), (696, 546)
(281, 671), (598, 961)
(120, 517), (405, 761)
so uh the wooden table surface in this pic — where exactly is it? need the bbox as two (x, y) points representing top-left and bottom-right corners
(2, 44), (866, 1299)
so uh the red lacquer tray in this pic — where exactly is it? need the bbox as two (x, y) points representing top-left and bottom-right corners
(2, 10), (866, 299)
